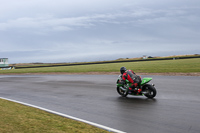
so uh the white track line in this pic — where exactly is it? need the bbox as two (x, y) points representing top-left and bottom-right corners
(0, 97), (126, 133)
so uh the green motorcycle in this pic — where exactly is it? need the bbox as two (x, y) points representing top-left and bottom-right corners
(116, 75), (157, 98)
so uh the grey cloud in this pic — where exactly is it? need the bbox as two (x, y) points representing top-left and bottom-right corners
(0, 0), (199, 63)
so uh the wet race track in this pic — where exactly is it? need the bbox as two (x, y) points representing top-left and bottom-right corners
(0, 75), (200, 133)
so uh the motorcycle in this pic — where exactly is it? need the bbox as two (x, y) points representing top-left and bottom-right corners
(116, 75), (157, 98)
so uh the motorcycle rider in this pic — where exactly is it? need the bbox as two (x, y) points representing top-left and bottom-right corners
(120, 67), (142, 94)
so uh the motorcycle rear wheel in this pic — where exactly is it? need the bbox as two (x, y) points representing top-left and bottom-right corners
(142, 84), (157, 98)
(117, 87), (128, 97)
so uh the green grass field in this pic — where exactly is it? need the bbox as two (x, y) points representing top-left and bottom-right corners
(1, 58), (200, 74)
(0, 99), (109, 133)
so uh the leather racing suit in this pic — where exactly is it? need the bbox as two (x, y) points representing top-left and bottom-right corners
(122, 70), (141, 92)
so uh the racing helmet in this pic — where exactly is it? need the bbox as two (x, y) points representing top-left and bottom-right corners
(120, 67), (127, 74)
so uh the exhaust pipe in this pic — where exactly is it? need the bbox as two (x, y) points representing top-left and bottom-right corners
(142, 91), (149, 95)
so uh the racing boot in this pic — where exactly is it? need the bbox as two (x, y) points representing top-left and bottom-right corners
(137, 88), (142, 95)
(129, 84), (137, 94)
(128, 87), (133, 94)
(133, 83), (138, 93)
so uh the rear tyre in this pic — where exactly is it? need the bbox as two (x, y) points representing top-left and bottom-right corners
(142, 84), (157, 98)
(117, 86), (128, 97)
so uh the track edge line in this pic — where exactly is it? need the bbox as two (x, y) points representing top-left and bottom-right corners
(0, 97), (126, 133)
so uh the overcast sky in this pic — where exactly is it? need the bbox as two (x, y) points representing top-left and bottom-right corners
(0, 0), (200, 63)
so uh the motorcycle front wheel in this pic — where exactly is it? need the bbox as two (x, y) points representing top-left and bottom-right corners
(142, 84), (157, 98)
(116, 86), (128, 97)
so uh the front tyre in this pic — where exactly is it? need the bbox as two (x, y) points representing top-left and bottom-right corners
(117, 86), (128, 97)
(142, 84), (157, 98)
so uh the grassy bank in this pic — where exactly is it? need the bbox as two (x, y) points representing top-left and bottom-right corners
(0, 99), (109, 133)
(1, 58), (200, 74)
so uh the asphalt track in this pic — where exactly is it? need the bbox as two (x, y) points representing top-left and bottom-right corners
(0, 75), (200, 133)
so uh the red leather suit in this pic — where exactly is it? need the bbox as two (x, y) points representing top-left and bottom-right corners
(122, 70), (141, 90)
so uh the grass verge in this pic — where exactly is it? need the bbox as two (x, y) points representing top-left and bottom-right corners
(1, 58), (200, 74)
(0, 98), (109, 133)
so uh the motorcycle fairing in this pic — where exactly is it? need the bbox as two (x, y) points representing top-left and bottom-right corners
(140, 78), (152, 86)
